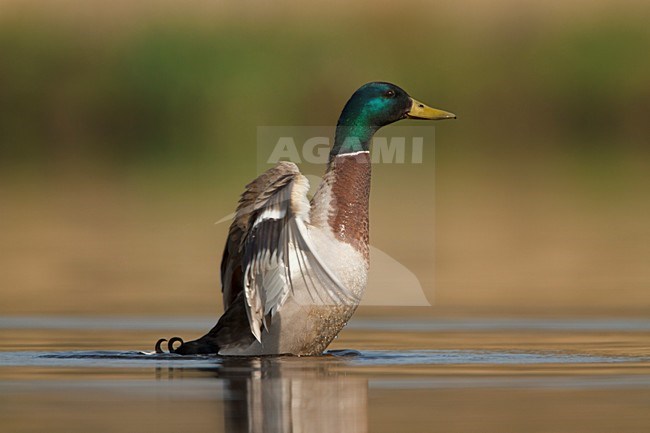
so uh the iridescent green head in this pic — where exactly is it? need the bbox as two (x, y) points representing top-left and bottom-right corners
(331, 82), (455, 158)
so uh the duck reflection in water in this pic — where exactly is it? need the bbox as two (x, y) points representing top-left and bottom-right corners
(158, 354), (368, 433)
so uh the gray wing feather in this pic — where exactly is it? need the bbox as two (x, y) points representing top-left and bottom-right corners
(233, 162), (355, 342)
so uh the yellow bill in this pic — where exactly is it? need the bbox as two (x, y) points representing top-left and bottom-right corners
(407, 98), (456, 120)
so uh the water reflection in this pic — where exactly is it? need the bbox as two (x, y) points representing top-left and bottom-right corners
(161, 356), (368, 433)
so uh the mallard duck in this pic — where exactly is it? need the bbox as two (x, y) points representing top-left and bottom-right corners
(155, 82), (455, 356)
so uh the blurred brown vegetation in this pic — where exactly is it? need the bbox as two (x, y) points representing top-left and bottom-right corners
(0, 0), (649, 316)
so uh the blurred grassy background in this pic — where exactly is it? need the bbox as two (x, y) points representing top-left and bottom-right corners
(1, 0), (649, 317)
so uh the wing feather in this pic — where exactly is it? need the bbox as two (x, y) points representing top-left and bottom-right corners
(220, 161), (358, 342)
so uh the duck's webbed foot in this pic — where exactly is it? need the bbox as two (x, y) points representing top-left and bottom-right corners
(154, 335), (220, 355)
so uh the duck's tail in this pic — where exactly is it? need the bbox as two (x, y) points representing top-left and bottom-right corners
(154, 335), (220, 355)
(154, 292), (253, 355)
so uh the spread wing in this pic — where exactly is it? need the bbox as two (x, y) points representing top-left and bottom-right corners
(220, 161), (356, 342)
(220, 163), (293, 310)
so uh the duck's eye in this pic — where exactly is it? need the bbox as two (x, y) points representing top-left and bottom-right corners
(385, 90), (395, 98)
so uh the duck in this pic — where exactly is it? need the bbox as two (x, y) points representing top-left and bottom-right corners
(155, 82), (455, 356)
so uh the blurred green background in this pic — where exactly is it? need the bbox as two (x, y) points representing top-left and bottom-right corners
(1, 0), (649, 317)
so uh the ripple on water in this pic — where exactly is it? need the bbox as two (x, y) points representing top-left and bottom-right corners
(0, 349), (645, 369)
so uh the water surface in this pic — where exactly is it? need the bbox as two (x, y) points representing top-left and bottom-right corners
(1, 317), (649, 433)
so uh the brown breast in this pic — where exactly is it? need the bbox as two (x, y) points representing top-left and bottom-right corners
(326, 151), (371, 262)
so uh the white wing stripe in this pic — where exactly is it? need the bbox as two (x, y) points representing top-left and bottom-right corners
(252, 207), (286, 229)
